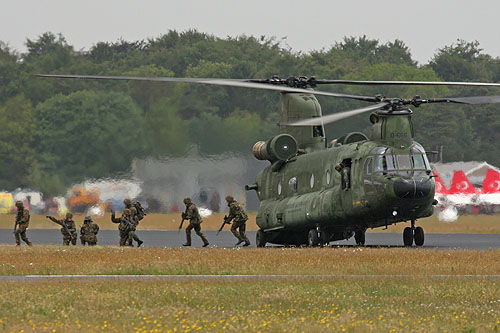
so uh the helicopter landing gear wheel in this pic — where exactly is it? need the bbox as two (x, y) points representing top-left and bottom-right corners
(354, 230), (366, 246)
(256, 230), (267, 248)
(308, 229), (320, 247)
(320, 231), (330, 247)
(414, 226), (425, 246)
(403, 227), (413, 247)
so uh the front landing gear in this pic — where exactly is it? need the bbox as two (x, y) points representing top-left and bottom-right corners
(403, 220), (425, 247)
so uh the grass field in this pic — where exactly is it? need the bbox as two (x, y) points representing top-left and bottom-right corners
(1, 278), (499, 332)
(1, 212), (499, 233)
(0, 246), (499, 331)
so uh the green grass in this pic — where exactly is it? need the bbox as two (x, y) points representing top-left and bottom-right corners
(0, 279), (498, 332)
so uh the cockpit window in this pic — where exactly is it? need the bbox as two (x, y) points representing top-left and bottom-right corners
(397, 155), (412, 169)
(384, 154), (397, 170)
(412, 154), (427, 169)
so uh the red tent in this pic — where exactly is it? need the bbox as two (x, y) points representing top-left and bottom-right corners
(481, 169), (500, 194)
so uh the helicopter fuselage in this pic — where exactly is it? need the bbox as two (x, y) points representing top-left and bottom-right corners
(254, 134), (435, 246)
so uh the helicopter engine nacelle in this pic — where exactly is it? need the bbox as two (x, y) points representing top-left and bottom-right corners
(253, 134), (298, 162)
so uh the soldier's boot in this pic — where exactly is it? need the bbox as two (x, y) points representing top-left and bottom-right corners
(63, 238), (70, 246)
(183, 232), (192, 246)
(71, 237), (77, 246)
(199, 233), (209, 247)
(21, 234), (32, 246)
(241, 232), (250, 247)
(231, 229), (243, 245)
(137, 240), (143, 247)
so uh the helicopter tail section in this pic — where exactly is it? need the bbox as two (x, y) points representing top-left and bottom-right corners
(279, 93), (326, 152)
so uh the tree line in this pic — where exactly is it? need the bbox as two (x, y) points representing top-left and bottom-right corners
(1, 31), (499, 196)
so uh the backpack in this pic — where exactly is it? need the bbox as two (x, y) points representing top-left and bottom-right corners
(133, 201), (146, 221)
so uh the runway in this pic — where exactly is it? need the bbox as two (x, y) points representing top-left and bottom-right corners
(1, 229), (500, 249)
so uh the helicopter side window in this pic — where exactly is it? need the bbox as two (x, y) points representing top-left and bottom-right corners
(288, 177), (298, 192)
(312, 125), (324, 138)
(364, 157), (373, 175)
(326, 169), (331, 185)
(374, 156), (384, 172)
(397, 155), (412, 169)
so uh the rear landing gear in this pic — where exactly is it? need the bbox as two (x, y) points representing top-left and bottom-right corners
(308, 229), (320, 247)
(403, 220), (425, 247)
(354, 230), (366, 246)
(256, 230), (267, 248)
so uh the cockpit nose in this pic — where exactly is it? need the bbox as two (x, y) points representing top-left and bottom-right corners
(393, 177), (432, 199)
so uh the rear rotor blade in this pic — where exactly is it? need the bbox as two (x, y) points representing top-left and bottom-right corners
(315, 79), (500, 88)
(36, 74), (377, 102)
(283, 102), (390, 126)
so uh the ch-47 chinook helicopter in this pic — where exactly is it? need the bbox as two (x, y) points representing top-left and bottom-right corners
(38, 74), (500, 247)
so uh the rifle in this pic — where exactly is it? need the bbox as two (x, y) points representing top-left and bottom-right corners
(178, 218), (185, 233)
(217, 215), (231, 236)
(13, 214), (20, 233)
(46, 216), (73, 238)
(123, 217), (136, 232)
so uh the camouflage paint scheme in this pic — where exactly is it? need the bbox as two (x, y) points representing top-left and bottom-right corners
(253, 93), (435, 246)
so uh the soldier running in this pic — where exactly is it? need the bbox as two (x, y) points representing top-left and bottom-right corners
(225, 195), (250, 247)
(14, 201), (32, 246)
(182, 197), (209, 247)
(124, 198), (143, 247)
(111, 208), (142, 246)
(46, 212), (77, 245)
(80, 216), (99, 246)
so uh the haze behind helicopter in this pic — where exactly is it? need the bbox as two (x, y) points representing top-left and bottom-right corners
(1, 0), (499, 65)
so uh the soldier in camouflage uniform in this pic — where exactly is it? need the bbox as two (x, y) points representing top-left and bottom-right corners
(46, 212), (77, 245)
(182, 197), (209, 247)
(225, 195), (250, 247)
(80, 216), (99, 246)
(111, 208), (136, 246)
(124, 199), (143, 247)
(14, 201), (32, 246)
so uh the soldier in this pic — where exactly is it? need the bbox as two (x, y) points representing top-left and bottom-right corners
(14, 201), (32, 246)
(46, 212), (77, 246)
(124, 199), (143, 247)
(182, 197), (209, 247)
(225, 195), (250, 247)
(111, 208), (138, 246)
(80, 216), (99, 246)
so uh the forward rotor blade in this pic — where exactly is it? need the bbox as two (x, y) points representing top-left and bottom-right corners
(284, 102), (390, 127)
(315, 79), (500, 88)
(439, 95), (500, 105)
(36, 74), (376, 102)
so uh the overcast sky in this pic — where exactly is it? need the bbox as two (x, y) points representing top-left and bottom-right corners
(1, 0), (499, 65)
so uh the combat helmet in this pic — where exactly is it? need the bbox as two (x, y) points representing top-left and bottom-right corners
(183, 197), (192, 205)
(15, 200), (23, 208)
(123, 198), (131, 206)
(225, 195), (234, 203)
(84, 215), (93, 222)
(66, 212), (73, 219)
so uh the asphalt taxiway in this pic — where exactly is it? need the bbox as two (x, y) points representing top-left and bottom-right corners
(1, 230), (499, 249)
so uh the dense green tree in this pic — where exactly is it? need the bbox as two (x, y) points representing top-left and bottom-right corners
(35, 91), (146, 184)
(0, 95), (37, 190)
